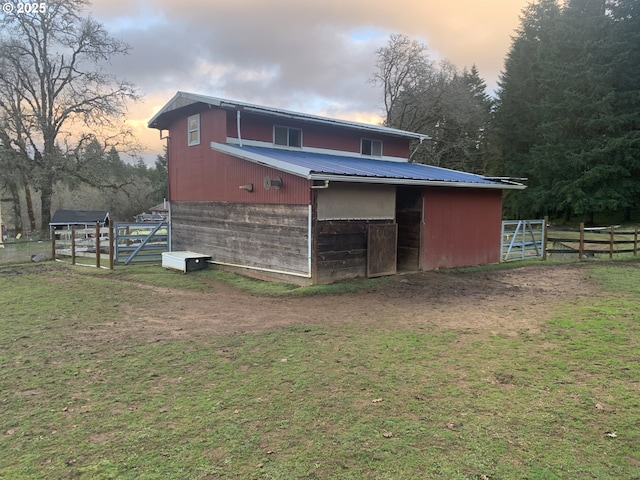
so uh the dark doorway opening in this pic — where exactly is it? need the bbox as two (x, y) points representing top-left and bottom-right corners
(396, 186), (423, 272)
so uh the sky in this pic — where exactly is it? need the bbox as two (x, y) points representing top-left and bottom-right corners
(88, 0), (529, 162)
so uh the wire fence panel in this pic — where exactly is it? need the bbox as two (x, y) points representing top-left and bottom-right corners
(0, 240), (52, 265)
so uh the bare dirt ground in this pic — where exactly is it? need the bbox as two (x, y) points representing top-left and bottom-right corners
(115, 263), (602, 342)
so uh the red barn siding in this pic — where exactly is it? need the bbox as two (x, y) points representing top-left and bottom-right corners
(168, 109), (311, 205)
(225, 111), (409, 158)
(422, 187), (502, 270)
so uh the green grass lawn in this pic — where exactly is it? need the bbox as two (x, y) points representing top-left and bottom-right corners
(0, 262), (639, 479)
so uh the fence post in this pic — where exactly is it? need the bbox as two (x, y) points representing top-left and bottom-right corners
(579, 223), (584, 260)
(109, 223), (114, 270)
(95, 222), (101, 268)
(50, 225), (56, 260)
(542, 216), (548, 260)
(71, 226), (76, 265)
(609, 226), (615, 259)
(635, 226), (638, 256)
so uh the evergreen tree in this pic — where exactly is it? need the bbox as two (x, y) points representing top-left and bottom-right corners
(493, 0), (562, 218)
(609, 0), (640, 220)
(495, 0), (639, 223)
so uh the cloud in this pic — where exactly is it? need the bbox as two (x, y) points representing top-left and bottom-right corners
(88, 0), (527, 160)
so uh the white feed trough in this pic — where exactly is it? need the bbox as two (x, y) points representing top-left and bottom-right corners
(162, 251), (211, 273)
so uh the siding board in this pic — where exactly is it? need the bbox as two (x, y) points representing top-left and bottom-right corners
(172, 201), (310, 276)
(315, 219), (392, 283)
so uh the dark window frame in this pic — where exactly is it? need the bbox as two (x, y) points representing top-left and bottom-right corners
(274, 125), (303, 148)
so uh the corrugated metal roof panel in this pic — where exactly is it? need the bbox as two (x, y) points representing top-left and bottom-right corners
(210, 143), (524, 189)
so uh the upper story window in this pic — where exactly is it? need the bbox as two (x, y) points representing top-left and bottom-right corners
(274, 125), (302, 148)
(361, 138), (382, 156)
(188, 114), (200, 146)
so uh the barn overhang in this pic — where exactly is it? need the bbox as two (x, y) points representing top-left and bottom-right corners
(210, 142), (526, 190)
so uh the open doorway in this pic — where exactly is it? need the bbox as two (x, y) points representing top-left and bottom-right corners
(396, 186), (423, 272)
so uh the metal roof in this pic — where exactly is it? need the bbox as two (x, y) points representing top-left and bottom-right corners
(210, 143), (525, 190)
(149, 91), (429, 141)
(50, 210), (110, 225)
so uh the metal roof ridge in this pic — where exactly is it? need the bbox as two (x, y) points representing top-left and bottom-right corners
(150, 91), (429, 140)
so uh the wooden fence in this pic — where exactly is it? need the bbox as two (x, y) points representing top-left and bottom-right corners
(51, 223), (115, 269)
(51, 222), (169, 268)
(543, 216), (639, 260)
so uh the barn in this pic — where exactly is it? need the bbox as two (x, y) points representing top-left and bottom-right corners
(148, 91), (525, 285)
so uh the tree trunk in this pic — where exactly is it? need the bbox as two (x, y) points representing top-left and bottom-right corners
(23, 176), (37, 233)
(7, 179), (24, 234)
(39, 176), (54, 234)
(584, 211), (595, 227)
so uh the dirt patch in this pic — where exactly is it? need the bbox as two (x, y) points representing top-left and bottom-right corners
(85, 263), (601, 344)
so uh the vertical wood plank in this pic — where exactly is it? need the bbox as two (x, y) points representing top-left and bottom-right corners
(50, 225), (56, 260)
(579, 223), (584, 260)
(95, 222), (101, 269)
(609, 226), (614, 260)
(71, 226), (76, 265)
(542, 216), (549, 261)
(367, 223), (397, 278)
(109, 224), (114, 270)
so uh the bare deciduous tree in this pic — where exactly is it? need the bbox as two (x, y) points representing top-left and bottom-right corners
(371, 34), (492, 173)
(0, 0), (138, 232)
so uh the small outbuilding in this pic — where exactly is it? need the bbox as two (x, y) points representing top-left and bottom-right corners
(149, 91), (525, 285)
(50, 210), (110, 239)
(134, 201), (169, 223)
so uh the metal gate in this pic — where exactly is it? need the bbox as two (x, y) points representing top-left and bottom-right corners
(114, 222), (169, 265)
(501, 220), (545, 262)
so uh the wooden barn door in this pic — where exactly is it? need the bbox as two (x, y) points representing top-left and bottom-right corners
(367, 223), (398, 278)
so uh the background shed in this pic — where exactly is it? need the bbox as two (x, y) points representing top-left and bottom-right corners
(50, 210), (110, 239)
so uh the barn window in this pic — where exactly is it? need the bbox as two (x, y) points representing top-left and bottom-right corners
(361, 138), (382, 156)
(188, 114), (200, 146)
(274, 125), (302, 147)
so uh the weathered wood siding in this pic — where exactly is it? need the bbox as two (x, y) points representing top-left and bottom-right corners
(396, 210), (421, 271)
(316, 219), (392, 283)
(396, 187), (423, 272)
(172, 201), (310, 277)
(367, 223), (398, 277)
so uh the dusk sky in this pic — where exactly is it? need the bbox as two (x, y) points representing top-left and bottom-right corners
(88, 0), (529, 161)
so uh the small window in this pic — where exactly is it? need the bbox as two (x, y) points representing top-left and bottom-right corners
(274, 126), (302, 147)
(361, 138), (382, 156)
(188, 114), (200, 146)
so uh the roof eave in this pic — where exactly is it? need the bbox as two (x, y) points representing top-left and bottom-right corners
(150, 91), (428, 140)
(211, 142), (526, 190)
(309, 174), (526, 190)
